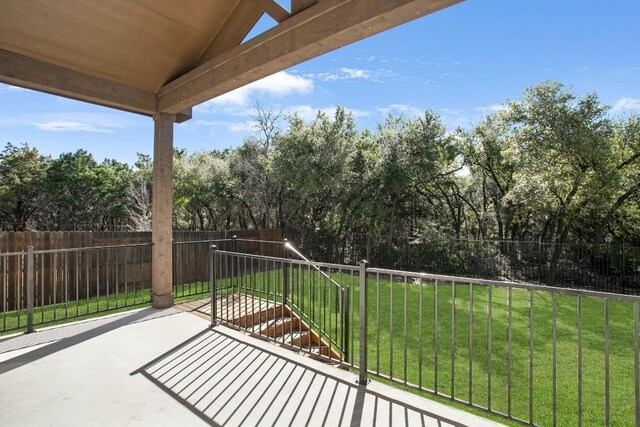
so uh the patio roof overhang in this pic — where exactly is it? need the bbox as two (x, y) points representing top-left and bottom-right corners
(0, 0), (463, 307)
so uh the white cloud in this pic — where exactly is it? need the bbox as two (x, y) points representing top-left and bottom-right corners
(24, 112), (133, 133)
(340, 68), (370, 79)
(474, 103), (506, 114)
(376, 104), (424, 118)
(304, 67), (396, 83)
(440, 108), (473, 129)
(197, 71), (313, 111)
(7, 85), (29, 92)
(195, 119), (257, 133)
(611, 97), (640, 113)
(30, 121), (111, 133)
(0, 84), (31, 94)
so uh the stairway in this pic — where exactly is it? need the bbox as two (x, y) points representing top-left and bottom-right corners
(175, 293), (341, 363)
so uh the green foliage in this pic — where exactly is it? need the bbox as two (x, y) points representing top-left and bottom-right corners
(1, 81), (639, 248)
(0, 143), (49, 230)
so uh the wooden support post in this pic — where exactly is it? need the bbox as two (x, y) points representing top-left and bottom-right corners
(152, 113), (175, 308)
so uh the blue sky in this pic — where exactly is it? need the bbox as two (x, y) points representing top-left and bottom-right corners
(1, 0), (639, 165)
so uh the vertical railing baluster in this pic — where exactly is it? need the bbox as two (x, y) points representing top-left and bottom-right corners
(635, 301), (639, 427)
(358, 260), (368, 385)
(403, 274), (408, 384)
(604, 298), (610, 427)
(529, 288), (534, 425)
(435, 279), (439, 395)
(115, 248), (119, 307)
(351, 269), (355, 365)
(76, 250), (81, 315)
(451, 281), (456, 400)
(64, 251), (68, 318)
(487, 285), (493, 411)
(210, 245), (216, 327)
(308, 264), (312, 354)
(26, 246), (34, 333)
(53, 252), (58, 319)
(578, 295), (583, 427)
(376, 271), (380, 375)
(389, 273), (393, 379)
(469, 282), (474, 404)
(553, 292), (557, 427)
(105, 249), (109, 310)
(507, 286), (512, 418)
(418, 277), (423, 390)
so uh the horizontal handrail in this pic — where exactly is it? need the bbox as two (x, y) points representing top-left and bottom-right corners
(368, 266), (640, 302)
(213, 249), (359, 272)
(33, 243), (153, 255)
(173, 239), (229, 245)
(236, 238), (284, 244)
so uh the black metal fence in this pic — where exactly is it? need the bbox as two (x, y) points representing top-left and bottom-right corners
(284, 229), (640, 295)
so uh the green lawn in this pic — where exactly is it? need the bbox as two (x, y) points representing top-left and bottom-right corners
(216, 266), (637, 427)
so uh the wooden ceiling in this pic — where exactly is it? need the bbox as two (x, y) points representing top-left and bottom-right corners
(0, 0), (262, 92)
(0, 0), (463, 119)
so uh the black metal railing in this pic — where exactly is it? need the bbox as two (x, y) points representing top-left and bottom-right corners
(209, 243), (350, 363)
(1, 243), (152, 334)
(208, 249), (640, 427)
(285, 230), (640, 295)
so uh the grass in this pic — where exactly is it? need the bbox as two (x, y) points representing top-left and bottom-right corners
(216, 266), (637, 426)
(1, 281), (211, 336)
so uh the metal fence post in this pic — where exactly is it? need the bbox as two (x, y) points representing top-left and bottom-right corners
(26, 246), (34, 334)
(210, 245), (217, 327)
(358, 259), (369, 385)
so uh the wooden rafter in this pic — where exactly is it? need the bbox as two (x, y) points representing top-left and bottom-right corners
(291, 0), (318, 15)
(252, 0), (291, 23)
(196, 1), (264, 66)
(157, 0), (462, 114)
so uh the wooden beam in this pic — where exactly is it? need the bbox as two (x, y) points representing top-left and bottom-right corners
(291, 0), (318, 15)
(252, 0), (291, 23)
(175, 108), (193, 124)
(158, 0), (463, 114)
(197, 1), (264, 65)
(0, 49), (156, 117)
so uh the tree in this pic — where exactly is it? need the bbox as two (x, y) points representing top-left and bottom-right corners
(43, 150), (103, 229)
(0, 143), (49, 230)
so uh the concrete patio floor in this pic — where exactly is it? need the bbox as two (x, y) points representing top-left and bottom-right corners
(0, 307), (505, 426)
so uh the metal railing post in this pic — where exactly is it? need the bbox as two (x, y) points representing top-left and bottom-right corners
(343, 287), (349, 364)
(210, 245), (217, 327)
(358, 259), (369, 385)
(283, 239), (289, 303)
(26, 246), (34, 334)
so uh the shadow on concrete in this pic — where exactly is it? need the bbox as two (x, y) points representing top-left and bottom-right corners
(0, 308), (175, 375)
(132, 327), (468, 427)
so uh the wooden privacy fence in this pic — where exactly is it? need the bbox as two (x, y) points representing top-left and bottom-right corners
(1, 229), (283, 315)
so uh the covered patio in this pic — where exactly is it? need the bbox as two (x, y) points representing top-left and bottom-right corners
(0, 308), (503, 426)
(0, 0), (463, 309)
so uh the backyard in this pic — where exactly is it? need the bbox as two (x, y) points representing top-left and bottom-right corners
(2, 260), (637, 426)
(211, 262), (637, 427)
